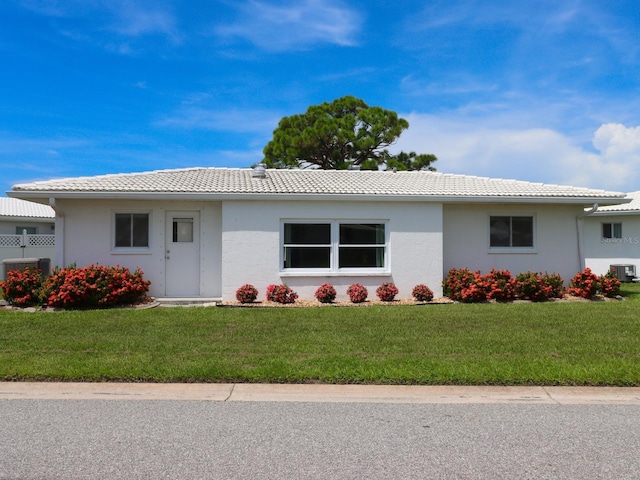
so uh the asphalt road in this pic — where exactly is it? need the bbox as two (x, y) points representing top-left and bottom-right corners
(1, 399), (639, 479)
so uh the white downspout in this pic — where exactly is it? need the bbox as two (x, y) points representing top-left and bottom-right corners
(49, 198), (64, 268)
(576, 203), (598, 270)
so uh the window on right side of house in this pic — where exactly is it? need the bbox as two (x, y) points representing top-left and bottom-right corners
(490, 216), (534, 248)
(602, 222), (622, 239)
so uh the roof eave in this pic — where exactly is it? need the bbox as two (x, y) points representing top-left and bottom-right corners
(7, 189), (630, 205)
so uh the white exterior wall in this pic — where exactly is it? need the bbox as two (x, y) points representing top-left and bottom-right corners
(221, 200), (443, 301)
(53, 199), (222, 298)
(443, 203), (584, 283)
(583, 213), (640, 276)
(0, 220), (54, 235)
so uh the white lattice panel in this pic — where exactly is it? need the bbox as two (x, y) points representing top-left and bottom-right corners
(27, 235), (55, 247)
(0, 235), (21, 247)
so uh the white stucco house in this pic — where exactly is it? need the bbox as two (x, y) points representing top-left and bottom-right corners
(7, 167), (630, 301)
(0, 197), (55, 280)
(583, 191), (640, 280)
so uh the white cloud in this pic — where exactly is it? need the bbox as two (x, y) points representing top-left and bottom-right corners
(215, 0), (360, 51)
(155, 107), (280, 136)
(391, 114), (640, 192)
(16, 0), (182, 50)
(105, 1), (180, 42)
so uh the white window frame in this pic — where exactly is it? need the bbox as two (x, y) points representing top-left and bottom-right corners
(111, 211), (152, 253)
(488, 214), (536, 254)
(280, 220), (389, 276)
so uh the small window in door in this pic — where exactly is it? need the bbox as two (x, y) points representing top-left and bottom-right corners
(173, 218), (194, 243)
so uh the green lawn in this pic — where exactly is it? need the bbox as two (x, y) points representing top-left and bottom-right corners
(1, 284), (639, 385)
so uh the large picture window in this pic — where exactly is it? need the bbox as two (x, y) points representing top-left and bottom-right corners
(283, 222), (387, 271)
(490, 216), (533, 248)
(115, 213), (149, 248)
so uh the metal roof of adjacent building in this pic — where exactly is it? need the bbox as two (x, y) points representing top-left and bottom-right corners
(8, 167), (630, 204)
(0, 197), (55, 219)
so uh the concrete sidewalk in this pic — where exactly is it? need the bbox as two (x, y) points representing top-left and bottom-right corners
(1, 382), (640, 404)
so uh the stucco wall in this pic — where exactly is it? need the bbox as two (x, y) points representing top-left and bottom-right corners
(221, 200), (443, 301)
(54, 199), (222, 298)
(443, 203), (584, 283)
(0, 220), (54, 235)
(583, 214), (640, 276)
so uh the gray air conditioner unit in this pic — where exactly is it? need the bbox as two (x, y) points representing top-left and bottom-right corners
(609, 264), (637, 283)
(2, 258), (51, 279)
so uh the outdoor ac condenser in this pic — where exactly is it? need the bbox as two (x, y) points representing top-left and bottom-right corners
(609, 264), (637, 283)
(2, 257), (51, 279)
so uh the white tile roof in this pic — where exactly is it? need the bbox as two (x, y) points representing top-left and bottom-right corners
(0, 197), (55, 219)
(594, 190), (640, 213)
(10, 167), (628, 203)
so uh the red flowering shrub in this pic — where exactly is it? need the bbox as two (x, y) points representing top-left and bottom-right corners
(265, 284), (298, 304)
(236, 284), (258, 303)
(314, 283), (337, 303)
(484, 269), (516, 302)
(599, 269), (621, 298)
(513, 271), (565, 302)
(43, 264), (150, 309)
(442, 268), (490, 302)
(412, 284), (434, 302)
(567, 268), (600, 299)
(543, 273), (565, 299)
(0, 267), (44, 307)
(346, 283), (368, 303)
(445, 268), (566, 303)
(376, 282), (399, 302)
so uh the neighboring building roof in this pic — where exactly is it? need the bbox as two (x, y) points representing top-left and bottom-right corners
(0, 197), (55, 220)
(9, 167), (629, 205)
(593, 191), (640, 214)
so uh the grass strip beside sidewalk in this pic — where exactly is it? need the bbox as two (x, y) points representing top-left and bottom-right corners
(1, 284), (639, 385)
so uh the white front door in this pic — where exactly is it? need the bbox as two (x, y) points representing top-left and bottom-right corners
(165, 211), (200, 297)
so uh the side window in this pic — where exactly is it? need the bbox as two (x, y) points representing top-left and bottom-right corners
(115, 213), (149, 248)
(490, 216), (533, 248)
(602, 223), (622, 239)
(15, 227), (37, 234)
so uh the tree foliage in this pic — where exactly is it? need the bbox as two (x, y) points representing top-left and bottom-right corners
(262, 95), (437, 171)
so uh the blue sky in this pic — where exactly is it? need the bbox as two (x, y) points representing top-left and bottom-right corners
(2, 0), (640, 195)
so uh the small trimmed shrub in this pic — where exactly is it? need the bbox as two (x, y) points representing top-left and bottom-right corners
(346, 283), (368, 303)
(236, 284), (258, 303)
(376, 282), (399, 302)
(0, 267), (44, 307)
(412, 284), (434, 302)
(266, 284), (298, 304)
(568, 268), (600, 299)
(314, 283), (337, 304)
(599, 269), (621, 298)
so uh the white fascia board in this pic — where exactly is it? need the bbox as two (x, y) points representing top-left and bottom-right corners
(0, 215), (55, 222)
(7, 190), (629, 205)
(591, 209), (640, 216)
